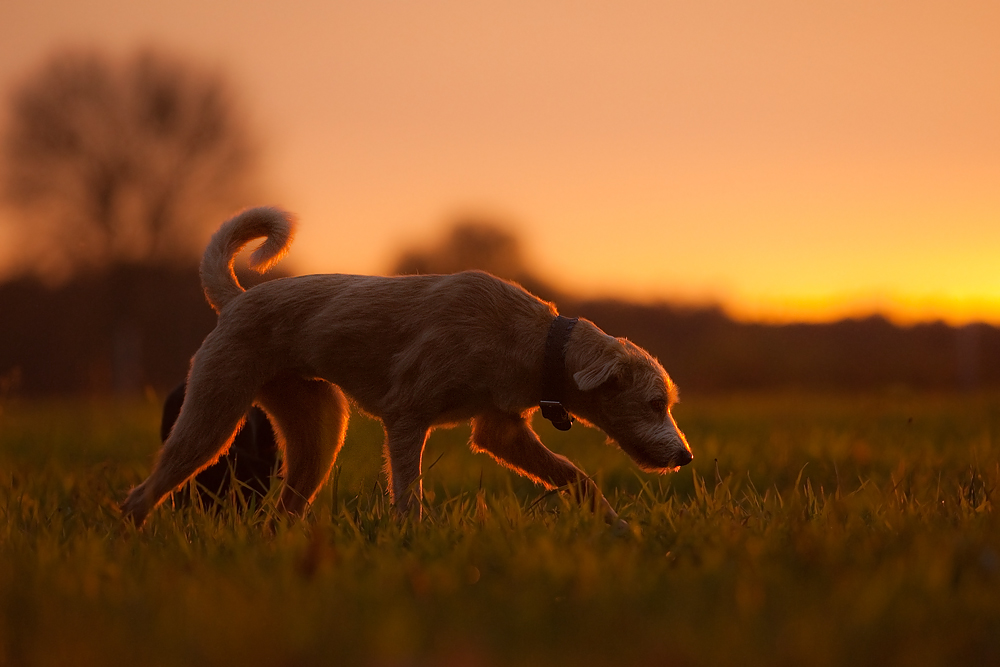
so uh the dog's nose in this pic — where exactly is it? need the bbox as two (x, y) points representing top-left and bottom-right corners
(675, 449), (693, 467)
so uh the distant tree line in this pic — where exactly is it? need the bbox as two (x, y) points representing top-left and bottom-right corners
(0, 264), (275, 395)
(564, 300), (995, 394)
(0, 255), (995, 396)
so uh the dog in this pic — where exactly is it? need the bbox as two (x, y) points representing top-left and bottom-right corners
(121, 206), (693, 527)
(160, 382), (278, 506)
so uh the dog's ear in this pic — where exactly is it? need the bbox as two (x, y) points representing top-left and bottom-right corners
(573, 336), (628, 392)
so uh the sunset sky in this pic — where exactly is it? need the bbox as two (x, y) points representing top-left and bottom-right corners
(1, 1), (997, 324)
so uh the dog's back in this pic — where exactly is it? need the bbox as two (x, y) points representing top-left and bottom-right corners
(213, 269), (557, 422)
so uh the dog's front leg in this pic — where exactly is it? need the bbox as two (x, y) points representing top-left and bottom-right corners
(382, 421), (430, 518)
(470, 412), (622, 526)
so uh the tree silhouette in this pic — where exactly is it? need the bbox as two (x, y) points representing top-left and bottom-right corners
(391, 218), (563, 300)
(2, 47), (259, 279)
(394, 221), (523, 277)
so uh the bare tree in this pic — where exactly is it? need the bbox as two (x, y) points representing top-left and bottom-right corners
(2, 47), (259, 279)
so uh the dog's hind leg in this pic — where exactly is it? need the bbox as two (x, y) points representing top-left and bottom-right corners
(121, 361), (258, 526)
(382, 420), (430, 518)
(256, 376), (349, 516)
(470, 412), (620, 523)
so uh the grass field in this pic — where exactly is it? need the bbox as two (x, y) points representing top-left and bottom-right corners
(1, 391), (999, 666)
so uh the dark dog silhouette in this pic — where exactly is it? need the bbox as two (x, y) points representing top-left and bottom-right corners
(160, 382), (279, 507)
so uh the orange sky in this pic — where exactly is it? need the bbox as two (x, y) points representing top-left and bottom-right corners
(1, 1), (998, 324)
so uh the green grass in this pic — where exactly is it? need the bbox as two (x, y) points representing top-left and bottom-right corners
(1, 391), (999, 666)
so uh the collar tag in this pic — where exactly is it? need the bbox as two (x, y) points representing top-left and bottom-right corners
(539, 400), (574, 431)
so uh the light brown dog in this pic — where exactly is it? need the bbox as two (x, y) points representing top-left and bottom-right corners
(121, 207), (693, 526)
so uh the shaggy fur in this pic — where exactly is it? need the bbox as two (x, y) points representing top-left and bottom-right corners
(121, 206), (693, 526)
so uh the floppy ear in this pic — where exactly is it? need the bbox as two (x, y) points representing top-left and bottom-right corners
(573, 336), (628, 391)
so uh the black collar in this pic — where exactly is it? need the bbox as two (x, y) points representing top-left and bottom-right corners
(539, 315), (578, 431)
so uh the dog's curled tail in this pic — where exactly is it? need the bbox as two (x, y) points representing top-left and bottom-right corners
(200, 206), (297, 313)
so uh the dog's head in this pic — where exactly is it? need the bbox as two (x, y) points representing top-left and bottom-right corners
(565, 321), (693, 472)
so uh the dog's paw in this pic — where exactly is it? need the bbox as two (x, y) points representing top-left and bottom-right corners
(119, 489), (150, 528)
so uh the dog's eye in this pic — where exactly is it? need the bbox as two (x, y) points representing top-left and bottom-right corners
(649, 398), (667, 414)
